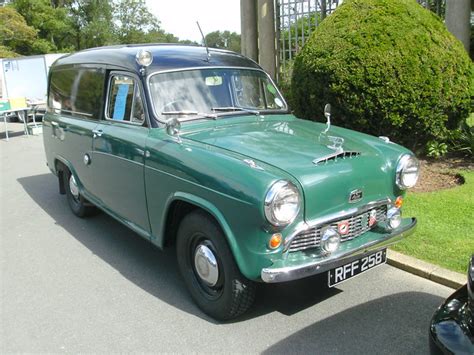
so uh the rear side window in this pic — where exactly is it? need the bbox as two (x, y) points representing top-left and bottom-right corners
(48, 67), (105, 120)
(106, 74), (145, 125)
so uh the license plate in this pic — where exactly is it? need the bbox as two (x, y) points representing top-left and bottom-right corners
(328, 249), (387, 287)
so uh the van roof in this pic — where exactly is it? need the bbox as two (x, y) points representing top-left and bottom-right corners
(52, 44), (262, 73)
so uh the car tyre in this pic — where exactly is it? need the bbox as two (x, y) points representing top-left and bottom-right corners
(177, 210), (256, 321)
(63, 169), (97, 218)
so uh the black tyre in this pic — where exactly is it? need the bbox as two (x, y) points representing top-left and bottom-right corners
(176, 210), (256, 321)
(63, 169), (97, 218)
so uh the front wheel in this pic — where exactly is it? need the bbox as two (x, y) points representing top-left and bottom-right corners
(176, 210), (256, 321)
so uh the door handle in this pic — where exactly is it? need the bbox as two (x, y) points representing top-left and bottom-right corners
(92, 129), (103, 138)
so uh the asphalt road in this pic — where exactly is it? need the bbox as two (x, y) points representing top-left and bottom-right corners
(1, 124), (453, 353)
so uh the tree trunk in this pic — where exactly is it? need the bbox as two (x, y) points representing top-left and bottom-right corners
(445, 0), (470, 53)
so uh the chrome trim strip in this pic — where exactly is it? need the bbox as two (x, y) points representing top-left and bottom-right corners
(53, 108), (93, 117)
(262, 217), (417, 283)
(92, 151), (144, 167)
(283, 198), (391, 253)
(145, 164), (253, 205)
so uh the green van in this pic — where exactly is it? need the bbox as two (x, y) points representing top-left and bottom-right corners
(43, 44), (418, 320)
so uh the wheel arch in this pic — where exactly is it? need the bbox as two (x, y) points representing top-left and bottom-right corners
(53, 156), (84, 195)
(160, 192), (242, 265)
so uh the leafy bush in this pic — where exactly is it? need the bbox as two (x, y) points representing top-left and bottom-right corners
(291, 0), (473, 151)
(449, 117), (474, 156)
(426, 141), (448, 158)
(278, 60), (295, 108)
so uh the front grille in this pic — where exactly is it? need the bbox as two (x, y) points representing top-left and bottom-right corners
(288, 205), (387, 253)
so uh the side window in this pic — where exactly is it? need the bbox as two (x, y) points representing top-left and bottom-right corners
(48, 69), (75, 114)
(74, 69), (105, 119)
(107, 74), (145, 125)
(48, 67), (105, 120)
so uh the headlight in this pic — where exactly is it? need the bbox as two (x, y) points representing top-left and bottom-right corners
(396, 154), (420, 189)
(264, 180), (301, 227)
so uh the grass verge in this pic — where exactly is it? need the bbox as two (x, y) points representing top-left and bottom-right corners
(391, 170), (474, 274)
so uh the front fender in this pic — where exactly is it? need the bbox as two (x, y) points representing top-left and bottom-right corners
(144, 129), (303, 280)
(160, 192), (242, 263)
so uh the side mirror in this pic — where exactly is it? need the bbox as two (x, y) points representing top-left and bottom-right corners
(165, 118), (182, 143)
(324, 103), (331, 120)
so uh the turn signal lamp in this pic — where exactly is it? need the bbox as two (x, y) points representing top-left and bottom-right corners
(269, 233), (282, 249)
(394, 196), (403, 209)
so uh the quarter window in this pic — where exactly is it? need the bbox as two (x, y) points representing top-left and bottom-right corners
(48, 67), (105, 120)
(107, 75), (145, 125)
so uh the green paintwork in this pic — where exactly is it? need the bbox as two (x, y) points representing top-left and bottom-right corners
(43, 109), (415, 281)
(89, 121), (150, 232)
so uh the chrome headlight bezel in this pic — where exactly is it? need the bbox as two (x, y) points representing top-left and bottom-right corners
(264, 180), (301, 227)
(396, 154), (420, 189)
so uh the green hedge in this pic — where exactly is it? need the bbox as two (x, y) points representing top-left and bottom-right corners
(291, 0), (473, 151)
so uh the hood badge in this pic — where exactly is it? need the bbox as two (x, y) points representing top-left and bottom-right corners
(349, 189), (363, 203)
(243, 159), (264, 170)
(327, 136), (345, 152)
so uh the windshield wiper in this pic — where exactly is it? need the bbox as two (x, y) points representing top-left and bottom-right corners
(161, 111), (217, 120)
(211, 107), (260, 116)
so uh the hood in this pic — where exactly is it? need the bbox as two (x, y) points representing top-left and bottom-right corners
(183, 115), (409, 220)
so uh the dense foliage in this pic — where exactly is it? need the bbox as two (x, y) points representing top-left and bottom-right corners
(205, 31), (241, 53)
(0, 6), (37, 56)
(0, 0), (203, 57)
(291, 0), (473, 151)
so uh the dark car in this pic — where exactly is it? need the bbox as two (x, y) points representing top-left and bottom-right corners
(430, 255), (474, 354)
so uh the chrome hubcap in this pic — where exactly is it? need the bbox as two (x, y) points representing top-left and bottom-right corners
(69, 175), (80, 199)
(194, 244), (219, 287)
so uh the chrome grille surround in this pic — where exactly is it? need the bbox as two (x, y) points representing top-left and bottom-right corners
(287, 204), (388, 253)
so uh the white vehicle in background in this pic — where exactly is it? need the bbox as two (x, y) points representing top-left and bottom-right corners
(1, 54), (65, 122)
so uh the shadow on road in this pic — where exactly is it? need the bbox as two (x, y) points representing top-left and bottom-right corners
(18, 173), (341, 322)
(0, 130), (26, 140)
(263, 291), (443, 354)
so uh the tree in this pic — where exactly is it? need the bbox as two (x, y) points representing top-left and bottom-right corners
(66, 0), (116, 50)
(205, 31), (241, 52)
(12, 0), (75, 53)
(6, 0), (190, 54)
(114, 0), (161, 44)
(142, 29), (179, 44)
(0, 6), (37, 56)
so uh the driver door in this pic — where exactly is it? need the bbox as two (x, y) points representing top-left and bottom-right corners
(88, 72), (150, 234)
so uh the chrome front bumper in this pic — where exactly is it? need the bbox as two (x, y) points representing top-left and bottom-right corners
(261, 217), (417, 283)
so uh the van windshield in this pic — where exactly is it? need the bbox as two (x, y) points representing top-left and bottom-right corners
(148, 68), (287, 121)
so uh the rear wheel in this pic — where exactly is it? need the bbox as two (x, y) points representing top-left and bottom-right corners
(63, 169), (97, 217)
(176, 210), (256, 321)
